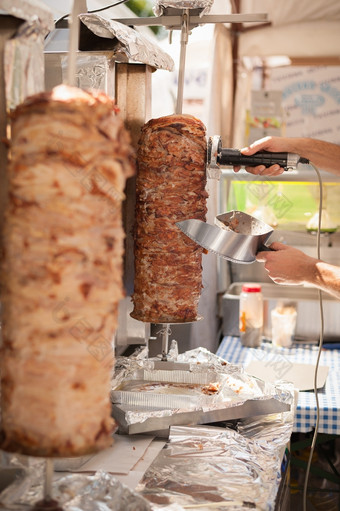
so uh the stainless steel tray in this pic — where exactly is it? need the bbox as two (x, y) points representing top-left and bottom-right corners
(113, 398), (290, 435)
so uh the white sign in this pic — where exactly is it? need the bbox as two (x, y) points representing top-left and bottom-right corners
(267, 66), (340, 144)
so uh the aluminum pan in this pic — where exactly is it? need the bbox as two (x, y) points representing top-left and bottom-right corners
(112, 369), (223, 409)
(112, 348), (293, 434)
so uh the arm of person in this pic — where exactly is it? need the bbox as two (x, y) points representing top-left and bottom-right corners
(256, 242), (340, 300)
(233, 136), (340, 176)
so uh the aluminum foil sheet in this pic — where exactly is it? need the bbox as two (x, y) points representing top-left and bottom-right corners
(79, 14), (174, 71)
(3, 0), (53, 111)
(5, 20), (46, 111)
(112, 347), (293, 427)
(60, 54), (112, 91)
(153, 0), (214, 16)
(236, 381), (296, 446)
(0, 451), (151, 511)
(0, 0), (54, 33)
(137, 422), (291, 510)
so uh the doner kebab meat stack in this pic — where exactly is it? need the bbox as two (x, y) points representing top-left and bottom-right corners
(0, 85), (135, 456)
(131, 114), (208, 323)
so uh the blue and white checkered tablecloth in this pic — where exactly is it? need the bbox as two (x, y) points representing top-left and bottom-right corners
(217, 336), (340, 435)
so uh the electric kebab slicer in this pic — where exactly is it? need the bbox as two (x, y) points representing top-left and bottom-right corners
(207, 135), (310, 178)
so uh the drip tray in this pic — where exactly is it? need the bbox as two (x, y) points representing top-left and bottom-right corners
(111, 366), (290, 435)
(111, 348), (292, 435)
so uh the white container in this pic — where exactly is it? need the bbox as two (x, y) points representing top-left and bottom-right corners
(222, 282), (340, 342)
(239, 283), (263, 347)
(271, 306), (297, 347)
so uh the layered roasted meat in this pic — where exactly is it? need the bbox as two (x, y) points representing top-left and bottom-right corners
(0, 85), (135, 456)
(131, 114), (207, 323)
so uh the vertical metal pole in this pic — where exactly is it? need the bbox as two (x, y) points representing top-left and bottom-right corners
(67, 0), (85, 86)
(175, 9), (189, 114)
(44, 458), (54, 500)
(161, 324), (171, 361)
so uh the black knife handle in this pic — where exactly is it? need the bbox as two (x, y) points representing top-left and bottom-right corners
(218, 149), (291, 170)
(257, 244), (274, 253)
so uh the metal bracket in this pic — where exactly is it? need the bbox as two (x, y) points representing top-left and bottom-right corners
(207, 135), (222, 179)
(112, 10), (266, 115)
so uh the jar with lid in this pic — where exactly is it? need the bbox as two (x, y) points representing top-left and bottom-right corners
(239, 283), (263, 347)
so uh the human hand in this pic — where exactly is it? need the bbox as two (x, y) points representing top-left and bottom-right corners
(256, 241), (318, 286)
(233, 136), (293, 176)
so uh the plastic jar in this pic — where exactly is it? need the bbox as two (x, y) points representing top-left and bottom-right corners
(239, 284), (263, 347)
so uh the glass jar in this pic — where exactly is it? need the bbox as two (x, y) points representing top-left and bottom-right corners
(239, 284), (263, 347)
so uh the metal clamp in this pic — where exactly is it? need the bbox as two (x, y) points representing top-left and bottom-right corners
(207, 135), (222, 179)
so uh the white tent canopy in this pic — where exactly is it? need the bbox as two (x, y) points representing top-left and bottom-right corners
(208, 0), (340, 146)
(238, 20), (340, 59)
(238, 0), (340, 58)
(240, 0), (340, 26)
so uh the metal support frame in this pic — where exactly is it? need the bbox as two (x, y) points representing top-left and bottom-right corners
(113, 11), (267, 30)
(291, 433), (340, 486)
(112, 8), (267, 119)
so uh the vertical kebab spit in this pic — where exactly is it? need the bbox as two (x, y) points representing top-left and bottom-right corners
(0, 85), (135, 456)
(131, 114), (208, 323)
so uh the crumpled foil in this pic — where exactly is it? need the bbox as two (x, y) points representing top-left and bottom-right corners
(236, 381), (296, 446)
(0, 451), (151, 511)
(79, 14), (174, 71)
(112, 346), (293, 426)
(137, 421), (292, 510)
(5, 19), (46, 111)
(60, 53), (113, 91)
(2, 0), (53, 111)
(153, 0), (214, 16)
(0, 0), (54, 33)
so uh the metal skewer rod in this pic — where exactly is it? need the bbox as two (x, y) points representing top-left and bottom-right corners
(31, 458), (64, 510)
(160, 323), (171, 361)
(66, 0), (85, 86)
(175, 9), (189, 114)
(44, 458), (54, 500)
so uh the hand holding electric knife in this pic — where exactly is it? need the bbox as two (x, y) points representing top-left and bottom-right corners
(207, 135), (309, 175)
(179, 136), (312, 262)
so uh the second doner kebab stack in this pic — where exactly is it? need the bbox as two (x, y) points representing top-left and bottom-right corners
(131, 114), (208, 323)
(0, 85), (135, 457)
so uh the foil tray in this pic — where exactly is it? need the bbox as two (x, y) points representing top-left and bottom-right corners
(112, 368), (223, 410)
(111, 349), (292, 435)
